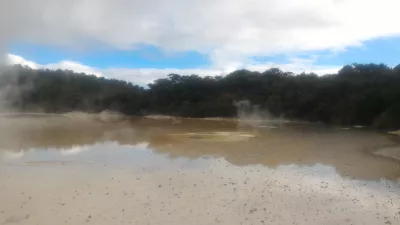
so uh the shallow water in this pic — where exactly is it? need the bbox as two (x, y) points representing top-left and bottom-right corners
(0, 116), (399, 225)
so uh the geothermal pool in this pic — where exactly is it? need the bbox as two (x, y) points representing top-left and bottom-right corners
(0, 116), (399, 225)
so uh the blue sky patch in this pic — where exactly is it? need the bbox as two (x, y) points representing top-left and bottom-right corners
(10, 43), (211, 69)
(9, 37), (400, 70)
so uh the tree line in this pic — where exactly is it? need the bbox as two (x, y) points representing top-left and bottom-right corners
(1, 63), (400, 129)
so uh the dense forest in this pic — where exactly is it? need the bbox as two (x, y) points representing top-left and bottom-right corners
(1, 63), (400, 129)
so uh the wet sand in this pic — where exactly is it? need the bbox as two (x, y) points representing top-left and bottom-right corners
(0, 116), (399, 225)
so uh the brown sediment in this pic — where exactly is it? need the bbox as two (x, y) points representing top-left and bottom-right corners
(0, 116), (399, 180)
(0, 116), (399, 225)
(373, 146), (400, 160)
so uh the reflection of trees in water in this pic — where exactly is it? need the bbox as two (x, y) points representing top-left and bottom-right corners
(0, 118), (145, 150)
(1, 117), (399, 180)
(149, 128), (400, 180)
(0, 117), (237, 151)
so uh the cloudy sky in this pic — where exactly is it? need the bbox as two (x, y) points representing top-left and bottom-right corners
(2, 0), (400, 85)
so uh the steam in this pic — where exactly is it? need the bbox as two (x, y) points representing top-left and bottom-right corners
(0, 65), (35, 113)
(234, 100), (284, 128)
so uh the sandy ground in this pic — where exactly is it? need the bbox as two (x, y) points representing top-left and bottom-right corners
(0, 117), (400, 225)
(1, 154), (399, 225)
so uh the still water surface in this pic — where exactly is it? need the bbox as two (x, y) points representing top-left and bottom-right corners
(0, 116), (399, 225)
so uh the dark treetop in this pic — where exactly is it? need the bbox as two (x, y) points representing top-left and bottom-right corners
(1, 63), (400, 129)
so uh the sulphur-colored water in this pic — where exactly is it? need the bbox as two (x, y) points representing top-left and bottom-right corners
(0, 116), (399, 225)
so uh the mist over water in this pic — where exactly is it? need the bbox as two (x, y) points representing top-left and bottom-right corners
(234, 99), (285, 129)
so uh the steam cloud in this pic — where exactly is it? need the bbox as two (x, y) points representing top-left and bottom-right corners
(234, 100), (282, 128)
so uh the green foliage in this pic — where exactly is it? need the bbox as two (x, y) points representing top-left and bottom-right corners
(373, 103), (400, 129)
(1, 63), (400, 129)
(0, 65), (146, 114)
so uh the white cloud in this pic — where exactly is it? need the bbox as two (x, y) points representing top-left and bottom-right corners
(247, 57), (341, 75)
(104, 58), (341, 86)
(45, 61), (102, 77)
(6, 54), (39, 69)
(6, 54), (340, 86)
(103, 67), (224, 86)
(5, 53), (225, 85)
(1, 0), (400, 69)
(6, 54), (102, 77)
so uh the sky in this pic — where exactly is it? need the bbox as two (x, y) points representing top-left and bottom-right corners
(2, 0), (400, 86)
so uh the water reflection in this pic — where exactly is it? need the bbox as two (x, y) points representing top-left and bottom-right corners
(0, 117), (399, 180)
(1, 141), (208, 172)
(0, 117), (399, 225)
